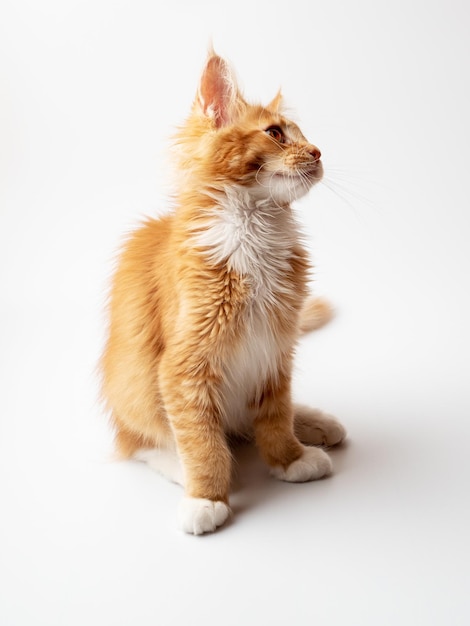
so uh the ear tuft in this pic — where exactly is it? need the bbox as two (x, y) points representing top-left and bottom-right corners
(267, 90), (283, 113)
(197, 52), (241, 128)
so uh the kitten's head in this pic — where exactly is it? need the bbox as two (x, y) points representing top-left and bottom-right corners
(175, 51), (323, 205)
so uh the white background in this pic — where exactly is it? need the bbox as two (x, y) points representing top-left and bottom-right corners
(1, 1), (469, 624)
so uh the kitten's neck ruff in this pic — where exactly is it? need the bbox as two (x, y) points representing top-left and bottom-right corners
(192, 184), (302, 291)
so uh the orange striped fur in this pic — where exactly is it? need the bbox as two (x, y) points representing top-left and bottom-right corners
(101, 51), (345, 534)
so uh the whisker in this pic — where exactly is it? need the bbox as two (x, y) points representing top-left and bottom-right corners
(322, 175), (376, 207)
(320, 178), (366, 216)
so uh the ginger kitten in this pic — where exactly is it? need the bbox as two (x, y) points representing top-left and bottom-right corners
(101, 51), (346, 534)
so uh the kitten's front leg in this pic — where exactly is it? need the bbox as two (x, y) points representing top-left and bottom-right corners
(159, 359), (232, 535)
(254, 376), (332, 482)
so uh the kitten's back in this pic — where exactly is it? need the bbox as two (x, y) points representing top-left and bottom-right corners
(101, 215), (175, 454)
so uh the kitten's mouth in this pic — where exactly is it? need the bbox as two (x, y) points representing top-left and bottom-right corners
(305, 165), (322, 176)
(273, 163), (323, 181)
(303, 161), (323, 182)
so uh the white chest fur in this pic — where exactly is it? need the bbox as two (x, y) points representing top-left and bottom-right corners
(195, 186), (300, 291)
(219, 302), (283, 434)
(195, 187), (300, 434)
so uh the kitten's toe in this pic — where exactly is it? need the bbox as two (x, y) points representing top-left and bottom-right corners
(271, 446), (332, 482)
(294, 406), (347, 447)
(178, 497), (231, 535)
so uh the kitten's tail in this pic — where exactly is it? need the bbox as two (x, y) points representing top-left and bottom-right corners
(299, 297), (334, 334)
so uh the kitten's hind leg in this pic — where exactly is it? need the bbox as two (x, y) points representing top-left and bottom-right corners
(133, 447), (185, 486)
(294, 405), (346, 447)
(113, 418), (185, 485)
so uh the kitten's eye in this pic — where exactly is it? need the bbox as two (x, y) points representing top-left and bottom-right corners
(265, 126), (285, 143)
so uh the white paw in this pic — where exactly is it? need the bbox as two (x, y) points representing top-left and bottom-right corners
(178, 497), (231, 535)
(271, 446), (332, 482)
(133, 447), (184, 486)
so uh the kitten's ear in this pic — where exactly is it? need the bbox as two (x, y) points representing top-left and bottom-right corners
(267, 90), (284, 112)
(197, 53), (243, 128)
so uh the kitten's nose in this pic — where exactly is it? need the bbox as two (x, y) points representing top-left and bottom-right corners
(308, 145), (321, 161)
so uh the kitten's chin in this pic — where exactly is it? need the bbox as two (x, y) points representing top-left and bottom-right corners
(253, 162), (323, 204)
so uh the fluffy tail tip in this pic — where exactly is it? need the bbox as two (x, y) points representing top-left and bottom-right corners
(299, 297), (334, 334)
